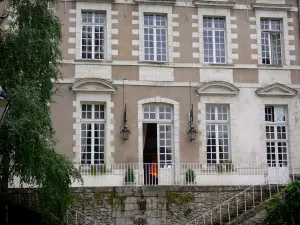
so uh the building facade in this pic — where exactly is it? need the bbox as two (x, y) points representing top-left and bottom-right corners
(48, 0), (300, 186)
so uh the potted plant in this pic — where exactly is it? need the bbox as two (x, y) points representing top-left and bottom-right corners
(217, 160), (234, 173)
(90, 164), (107, 176)
(125, 168), (135, 185)
(185, 168), (196, 184)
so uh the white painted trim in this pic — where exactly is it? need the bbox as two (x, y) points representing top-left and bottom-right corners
(255, 10), (290, 66)
(75, 2), (113, 60)
(198, 7), (233, 64)
(138, 5), (173, 62)
(73, 93), (115, 165)
(137, 97), (180, 166)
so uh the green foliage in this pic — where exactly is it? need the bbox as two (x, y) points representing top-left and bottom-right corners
(107, 192), (126, 212)
(90, 164), (107, 175)
(185, 168), (196, 183)
(124, 168), (135, 183)
(0, 0), (82, 223)
(263, 181), (300, 225)
(217, 160), (234, 173)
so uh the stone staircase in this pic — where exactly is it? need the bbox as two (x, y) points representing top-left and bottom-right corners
(186, 181), (287, 225)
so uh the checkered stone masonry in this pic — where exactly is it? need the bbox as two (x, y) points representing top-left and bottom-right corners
(132, 11), (139, 59)
(287, 16), (297, 65)
(192, 14), (200, 60)
(172, 13), (180, 59)
(231, 16), (239, 62)
(111, 10), (119, 57)
(68, 8), (76, 57)
(249, 16), (258, 62)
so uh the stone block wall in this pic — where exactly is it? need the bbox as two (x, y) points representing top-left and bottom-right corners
(9, 186), (271, 225)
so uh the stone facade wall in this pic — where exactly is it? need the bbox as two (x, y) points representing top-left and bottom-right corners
(9, 186), (270, 225)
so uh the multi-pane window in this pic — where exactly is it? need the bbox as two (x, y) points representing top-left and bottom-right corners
(261, 19), (282, 65)
(81, 104), (105, 165)
(81, 12), (106, 60)
(159, 124), (172, 167)
(144, 15), (167, 62)
(203, 17), (226, 64)
(143, 104), (172, 120)
(206, 105), (230, 164)
(265, 106), (288, 167)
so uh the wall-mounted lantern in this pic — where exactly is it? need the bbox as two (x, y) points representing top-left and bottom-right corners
(120, 79), (131, 141)
(187, 83), (198, 141)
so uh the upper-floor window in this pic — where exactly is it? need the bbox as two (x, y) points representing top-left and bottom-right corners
(81, 12), (106, 60)
(206, 105), (230, 164)
(203, 17), (226, 64)
(261, 19), (282, 66)
(144, 15), (167, 62)
(81, 104), (106, 165)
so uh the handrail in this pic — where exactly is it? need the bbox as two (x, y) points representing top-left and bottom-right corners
(186, 164), (294, 225)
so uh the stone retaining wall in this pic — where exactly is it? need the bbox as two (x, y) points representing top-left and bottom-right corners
(9, 186), (270, 225)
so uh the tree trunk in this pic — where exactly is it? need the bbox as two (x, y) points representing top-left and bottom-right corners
(1, 154), (9, 225)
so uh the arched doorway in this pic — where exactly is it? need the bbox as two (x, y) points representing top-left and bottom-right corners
(138, 97), (180, 185)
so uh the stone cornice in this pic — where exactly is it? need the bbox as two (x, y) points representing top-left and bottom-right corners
(196, 81), (240, 96)
(193, 0), (236, 8)
(255, 83), (297, 97)
(71, 78), (117, 94)
(134, 0), (176, 5)
(251, 3), (293, 11)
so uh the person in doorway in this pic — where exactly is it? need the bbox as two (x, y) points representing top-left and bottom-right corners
(149, 157), (158, 185)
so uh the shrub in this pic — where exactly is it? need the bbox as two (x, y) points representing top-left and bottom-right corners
(185, 168), (196, 183)
(90, 164), (107, 175)
(125, 168), (135, 183)
(217, 160), (234, 173)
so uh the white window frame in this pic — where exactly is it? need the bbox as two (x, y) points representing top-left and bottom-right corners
(142, 104), (174, 167)
(138, 5), (173, 62)
(255, 10), (289, 66)
(203, 17), (227, 64)
(265, 105), (288, 168)
(198, 8), (232, 64)
(80, 103), (106, 165)
(81, 12), (106, 60)
(75, 2), (112, 60)
(143, 104), (173, 123)
(260, 19), (283, 66)
(206, 105), (230, 164)
(143, 14), (168, 62)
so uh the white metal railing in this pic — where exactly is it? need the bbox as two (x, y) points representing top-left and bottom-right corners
(74, 163), (269, 186)
(65, 209), (105, 225)
(185, 164), (295, 225)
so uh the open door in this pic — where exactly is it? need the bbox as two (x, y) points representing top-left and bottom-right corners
(143, 123), (158, 185)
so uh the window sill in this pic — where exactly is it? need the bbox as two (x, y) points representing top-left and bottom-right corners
(138, 61), (170, 65)
(201, 63), (235, 67)
(257, 64), (284, 68)
(74, 59), (113, 64)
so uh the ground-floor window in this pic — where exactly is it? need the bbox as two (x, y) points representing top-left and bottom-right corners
(80, 103), (105, 165)
(206, 105), (230, 164)
(265, 105), (288, 167)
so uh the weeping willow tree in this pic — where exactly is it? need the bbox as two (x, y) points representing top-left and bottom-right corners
(0, 0), (82, 224)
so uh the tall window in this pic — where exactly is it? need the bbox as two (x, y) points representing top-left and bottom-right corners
(203, 17), (226, 64)
(81, 104), (105, 165)
(265, 106), (288, 167)
(143, 104), (173, 167)
(144, 15), (167, 62)
(206, 105), (229, 164)
(261, 19), (282, 65)
(81, 12), (106, 60)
